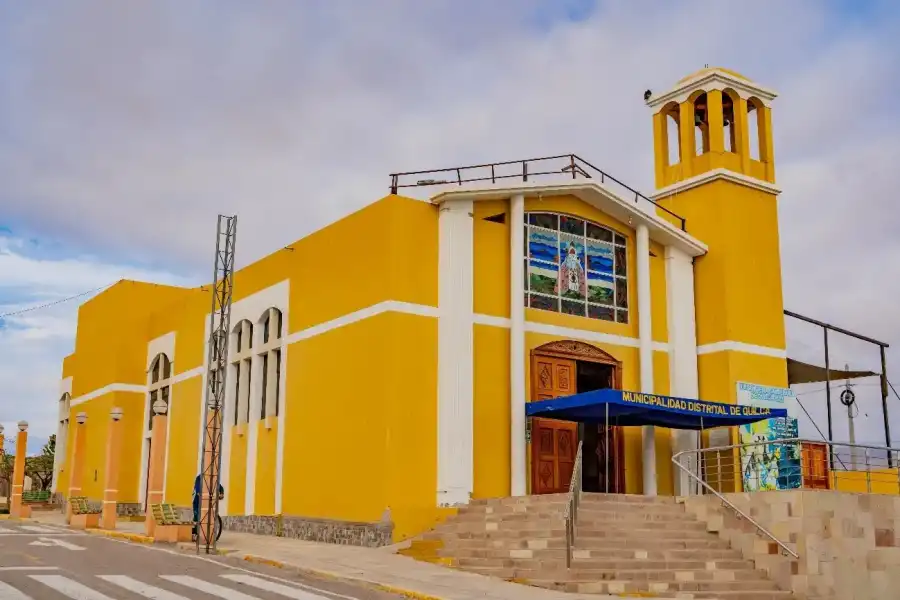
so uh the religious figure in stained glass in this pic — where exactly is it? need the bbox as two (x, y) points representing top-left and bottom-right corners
(556, 242), (586, 297)
(525, 211), (629, 323)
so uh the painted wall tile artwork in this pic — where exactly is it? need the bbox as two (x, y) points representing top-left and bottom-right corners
(524, 212), (628, 322)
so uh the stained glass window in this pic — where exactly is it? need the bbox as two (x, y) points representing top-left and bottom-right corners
(525, 212), (628, 323)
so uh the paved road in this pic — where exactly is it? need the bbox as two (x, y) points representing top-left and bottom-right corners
(0, 522), (402, 600)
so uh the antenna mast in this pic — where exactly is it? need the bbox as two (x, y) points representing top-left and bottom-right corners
(197, 215), (237, 554)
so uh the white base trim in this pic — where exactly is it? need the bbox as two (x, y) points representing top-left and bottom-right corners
(696, 340), (786, 359)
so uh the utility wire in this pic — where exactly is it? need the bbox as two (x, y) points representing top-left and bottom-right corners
(0, 283), (115, 319)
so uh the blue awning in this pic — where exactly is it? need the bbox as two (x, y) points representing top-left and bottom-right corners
(525, 388), (788, 430)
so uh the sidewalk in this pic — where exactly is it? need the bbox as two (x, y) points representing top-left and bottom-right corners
(28, 511), (618, 600)
(209, 532), (619, 600)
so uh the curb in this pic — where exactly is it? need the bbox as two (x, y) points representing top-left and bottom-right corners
(240, 554), (445, 600)
(85, 529), (154, 544)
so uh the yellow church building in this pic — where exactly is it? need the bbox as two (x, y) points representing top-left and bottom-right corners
(51, 67), (787, 544)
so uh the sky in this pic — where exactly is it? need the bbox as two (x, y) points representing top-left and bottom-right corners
(1, 0), (900, 454)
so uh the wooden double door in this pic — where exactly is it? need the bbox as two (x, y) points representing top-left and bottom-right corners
(530, 353), (624, 495)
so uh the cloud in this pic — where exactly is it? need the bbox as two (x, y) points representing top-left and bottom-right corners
(0, 0), (899, 447)
(0, 233), (192, 441)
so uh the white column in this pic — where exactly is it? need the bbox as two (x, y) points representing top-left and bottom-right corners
(665, 245), (700, 496)
(509, 193), (527, 497)
(636, 223), (657, 496)
(437, 198), (475, 506)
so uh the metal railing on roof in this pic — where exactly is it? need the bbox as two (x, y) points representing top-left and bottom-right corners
(387, 154), (687, 231)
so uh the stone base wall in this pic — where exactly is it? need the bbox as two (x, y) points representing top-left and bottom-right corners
(684, 490), (900, 600)
(222, 513), (393, 547)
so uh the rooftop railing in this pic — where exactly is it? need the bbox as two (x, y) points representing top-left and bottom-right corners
(388, 154), (687, 231)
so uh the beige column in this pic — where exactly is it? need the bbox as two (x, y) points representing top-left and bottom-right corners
(66, 413), (88, 523)
(100, 407), (124, 530)
(10, 421), (28, 519)
(145, 399), (169, 538)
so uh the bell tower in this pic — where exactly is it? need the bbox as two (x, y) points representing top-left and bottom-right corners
(646, 69), (788, 425)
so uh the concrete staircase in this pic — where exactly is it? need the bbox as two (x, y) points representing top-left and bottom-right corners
(402, 493), (791, 599)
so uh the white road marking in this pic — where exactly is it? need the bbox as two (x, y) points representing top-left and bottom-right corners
(161, 575), (258, 600)
(96, 536), (361, 600)
(222, 574), (328, 599)
(0, 527), (14, 534)
(17, 526), (60, 534)
(29, 575), (115, 600)
(0, 580), (30, 599)
(28, 537), (85, 550)
(99, 576), (191, 600)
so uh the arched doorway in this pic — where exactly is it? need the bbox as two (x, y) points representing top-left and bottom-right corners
(530, 340), (625, 495)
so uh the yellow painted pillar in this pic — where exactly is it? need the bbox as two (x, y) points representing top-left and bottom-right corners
(66, 413), (88, 524)
(145, 400), (168, 538)
(100, 407), (124, 530)
(706, 90), (725, 156)
(678, 100), (695, 177)
(10, 421), (28, 519)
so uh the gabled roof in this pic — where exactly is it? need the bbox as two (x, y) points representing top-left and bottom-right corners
(430, 180), (708, 257)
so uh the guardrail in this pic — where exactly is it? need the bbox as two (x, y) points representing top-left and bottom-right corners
(387, 154), (687, 231)
(564, 440), (584, 569)
(673, 437), (900, 559)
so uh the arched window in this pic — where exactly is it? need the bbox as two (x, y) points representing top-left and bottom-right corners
(58, 392), (71, 426)
(147, 353), (172, 430)
(55, 392), (71, 482)
(525, 213), (628, 323)
(230, 320), (254, 425)
(722, 89), (738, 153)
(257, 308), (283, 419)
(664, 104), (681, 165)
(747, 97), (762, 161)
(693, 93), (710, 156)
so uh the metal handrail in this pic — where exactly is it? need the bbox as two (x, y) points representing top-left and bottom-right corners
(564, 440), (584, 569)
(672, 443), (799, 559)
(673, 437), (900, 561)
(387, 154), (687, 231)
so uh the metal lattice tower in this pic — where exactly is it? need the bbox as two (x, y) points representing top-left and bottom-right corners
(197, 215), (237, 554)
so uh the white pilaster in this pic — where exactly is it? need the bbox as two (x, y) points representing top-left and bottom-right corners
(665, 245), (700, 495)
(437, 198), (475, 506)
(509, 193), (527, 497)
(636, 223), (657, 496)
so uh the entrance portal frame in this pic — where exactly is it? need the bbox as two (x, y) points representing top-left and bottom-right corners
(529, 340), (626, 495)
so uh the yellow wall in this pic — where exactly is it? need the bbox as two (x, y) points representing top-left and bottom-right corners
(165, 376), (203, 507)
(55, 183), (767, 543)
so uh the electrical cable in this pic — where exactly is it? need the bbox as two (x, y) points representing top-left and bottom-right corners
(0, 283), (116, 319)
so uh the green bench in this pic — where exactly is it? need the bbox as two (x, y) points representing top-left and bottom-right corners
(69, 496), (101, 515)
(149, 503), (192, 542)
(22, 490), (51, 504)
(68, 496), (101, 529)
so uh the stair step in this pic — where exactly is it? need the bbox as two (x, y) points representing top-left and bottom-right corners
(576, 537), (731, 550)
(526, 579), (792, 598)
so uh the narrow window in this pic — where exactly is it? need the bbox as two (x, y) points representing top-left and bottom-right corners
(261, 353), (269, 419)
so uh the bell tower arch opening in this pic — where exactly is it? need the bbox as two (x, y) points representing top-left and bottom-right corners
(649, 67), (777, 187)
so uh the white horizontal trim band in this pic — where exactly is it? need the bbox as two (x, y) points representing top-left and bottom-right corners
(474, 312), (668, 352)
(70, 300), (668, 406)
(696, 340), (787, 358)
